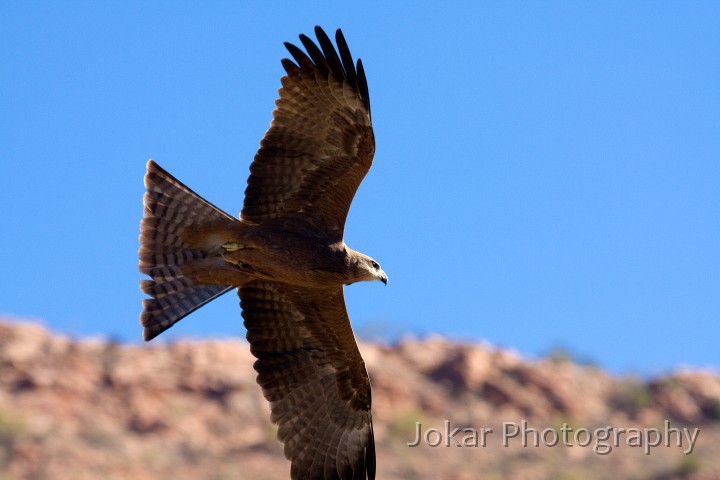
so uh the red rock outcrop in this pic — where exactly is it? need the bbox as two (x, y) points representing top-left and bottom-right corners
(1, 320), (718, 479)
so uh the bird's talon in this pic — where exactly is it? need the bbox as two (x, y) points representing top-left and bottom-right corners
(223, 242), (243, 252)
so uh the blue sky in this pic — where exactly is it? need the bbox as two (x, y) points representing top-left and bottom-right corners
(1, 2), (718, 375)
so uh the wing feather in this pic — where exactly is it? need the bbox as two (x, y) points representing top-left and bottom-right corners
(240, 281), (375, 480)
(334, 29), (359, 94)
(284, 41), (315, 70)
(299, 34), (331, 75)
(314, 27), (346, 83)
(242, 27), (374, 241)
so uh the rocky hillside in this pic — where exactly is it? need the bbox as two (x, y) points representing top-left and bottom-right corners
(1, 320), (718, 480)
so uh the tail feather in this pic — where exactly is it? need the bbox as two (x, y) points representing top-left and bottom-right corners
(139, 160), (236, 341)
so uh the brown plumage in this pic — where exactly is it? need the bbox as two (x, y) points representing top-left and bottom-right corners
(138, 27), (384, 480)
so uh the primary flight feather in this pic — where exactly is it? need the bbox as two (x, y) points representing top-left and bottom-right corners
(139, 26), (384, 480)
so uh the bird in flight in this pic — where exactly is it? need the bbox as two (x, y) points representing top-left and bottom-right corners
(138, 27), (384, 480)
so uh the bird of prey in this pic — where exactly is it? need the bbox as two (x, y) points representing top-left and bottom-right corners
(138, 27), (384, 480)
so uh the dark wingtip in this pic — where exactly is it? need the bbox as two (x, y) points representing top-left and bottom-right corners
(366, 422), (376, 479)
(356, 58), (371, 118)
(142, 326), (159, 342)
(281, 27), (371, 116)
(334, 28), (359, 91)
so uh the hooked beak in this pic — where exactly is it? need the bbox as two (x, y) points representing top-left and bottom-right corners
(380, 272), (388, 286)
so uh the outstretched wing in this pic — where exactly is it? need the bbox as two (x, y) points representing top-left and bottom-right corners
(242, 26), (374, 242)
(240, 281), (375, 480)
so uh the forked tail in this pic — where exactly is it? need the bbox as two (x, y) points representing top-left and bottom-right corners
(139, 160), (236, 341)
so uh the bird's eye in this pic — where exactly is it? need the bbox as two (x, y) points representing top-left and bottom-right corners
(371, 261), (379, 270)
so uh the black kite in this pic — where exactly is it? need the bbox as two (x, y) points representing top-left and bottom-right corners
(139, 27), (384, 480)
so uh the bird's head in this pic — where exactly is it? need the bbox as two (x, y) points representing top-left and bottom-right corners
(346, 249), (388, 286)
(367, 258), (388, 286)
